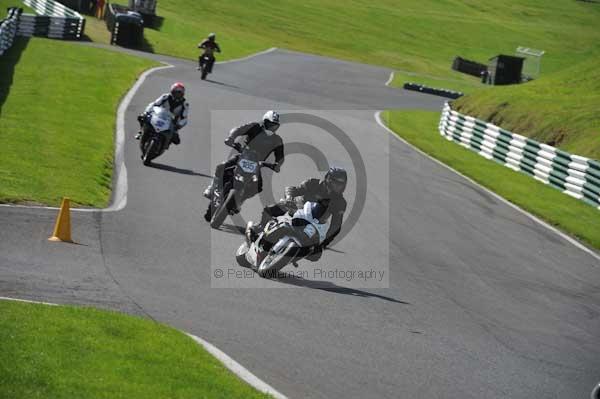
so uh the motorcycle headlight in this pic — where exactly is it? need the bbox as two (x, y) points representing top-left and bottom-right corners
(252, 175), (259, 182)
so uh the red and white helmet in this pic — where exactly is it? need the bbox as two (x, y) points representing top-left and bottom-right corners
(170, 82), (185, 99)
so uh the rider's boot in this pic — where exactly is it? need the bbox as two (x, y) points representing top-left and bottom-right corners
(203, 182), (213, 199)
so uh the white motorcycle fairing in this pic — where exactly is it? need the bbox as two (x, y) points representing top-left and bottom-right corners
(150, 106), (175, 134)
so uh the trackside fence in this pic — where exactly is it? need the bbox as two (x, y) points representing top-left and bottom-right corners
(0, 8), (20, 55)
(18, 0), (84, 39)
(439, 102), (600, 209)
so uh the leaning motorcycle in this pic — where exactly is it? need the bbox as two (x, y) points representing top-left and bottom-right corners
(236, 201), (330, 278)
(206, 144), (276, 229)
(139, 106), (175, 166)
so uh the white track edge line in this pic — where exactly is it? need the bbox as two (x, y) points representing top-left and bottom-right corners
(186, 333), (287, 399)
(374, 111), (600, 263)
(0, 296), (58, 306)
(385, 71), (394, 86)
(216, 47), (278, 65)
(0, 296), (287, 399)
(0, 63), (174, 213)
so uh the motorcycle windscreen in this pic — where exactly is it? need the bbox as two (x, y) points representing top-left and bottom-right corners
(150, 107), (174, 133)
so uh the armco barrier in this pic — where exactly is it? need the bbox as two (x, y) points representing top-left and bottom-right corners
(0, 8), (20, 55)
(19, 0), (85, 39)
(403, 82), (463, 99)
(439, 102), (600, 209)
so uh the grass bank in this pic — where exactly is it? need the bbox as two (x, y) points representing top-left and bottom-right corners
(0, 299), (270, 399)
(382, 110), (600, 250)
(453, 53), (600, 159)
(142, 0), (600, 75)
(0, 37), (157, 207)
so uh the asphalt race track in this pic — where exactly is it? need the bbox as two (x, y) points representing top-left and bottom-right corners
(2, 48), (600, 398)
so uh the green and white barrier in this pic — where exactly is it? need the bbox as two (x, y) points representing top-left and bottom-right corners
(439, 102), (600, 209)
(19, 0), (85, 39)
(23, 0), (82, 18)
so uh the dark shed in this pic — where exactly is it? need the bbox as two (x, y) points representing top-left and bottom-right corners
(487, 55), (525, 85)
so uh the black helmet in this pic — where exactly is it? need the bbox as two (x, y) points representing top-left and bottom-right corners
(324, 167), (347, 194)
(208, 32), (216, 41)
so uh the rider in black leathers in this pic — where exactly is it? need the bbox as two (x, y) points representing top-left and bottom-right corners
(203, 111), (285, 221)
(197, 32), (221, 72)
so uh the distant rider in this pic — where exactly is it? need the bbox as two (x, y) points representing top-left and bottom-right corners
(204, 110), (285, 202)
(197, 32), (221, 72)
(252, 167), (348, 261)
(135, 82), (189, 146)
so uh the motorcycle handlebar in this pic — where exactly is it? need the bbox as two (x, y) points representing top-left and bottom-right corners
(259, 161), (276, 170)
(225, 141), (243, 152)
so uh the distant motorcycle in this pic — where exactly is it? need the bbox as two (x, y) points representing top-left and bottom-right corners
(198, 53), (214, 80)
(138, 106), (175, 166)
(236, 201), (330, 278)
(206, 144), (277, 229)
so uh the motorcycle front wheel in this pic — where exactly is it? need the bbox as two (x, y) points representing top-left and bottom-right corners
(235, 242), (252, 269)
(210, 189), (236, 229)
(258, 241), (299, 278)
(143, 138), (157, 166)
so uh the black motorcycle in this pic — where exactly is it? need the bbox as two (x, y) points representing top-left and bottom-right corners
(206, 144), (277, 229)
(198, 53), (214, 80)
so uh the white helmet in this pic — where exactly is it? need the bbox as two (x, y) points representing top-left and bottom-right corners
(262, 110), (280, 133)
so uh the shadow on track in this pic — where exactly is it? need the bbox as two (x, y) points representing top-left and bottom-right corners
(204, 79), (240, 89)
(325, 247), (345, 254)
(218, 223), (246, 236)
(275, 275), (410, 304)
(149, 162), (211, 177)
(0, 37), (30, 116)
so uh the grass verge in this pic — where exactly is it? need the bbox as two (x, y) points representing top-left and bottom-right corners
(0, 299), (270, 399)
(381, 110), (600, 250)
(0, 37), (157, 207)
(0, 0), (33, 13)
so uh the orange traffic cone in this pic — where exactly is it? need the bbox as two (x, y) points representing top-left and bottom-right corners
(48, 197), (73, 243)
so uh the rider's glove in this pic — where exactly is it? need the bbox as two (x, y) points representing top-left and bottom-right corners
(224, 137), (235, 147)
(272, 163), (281, 173)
